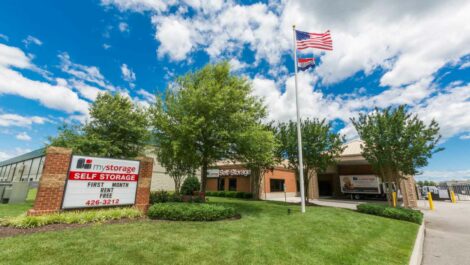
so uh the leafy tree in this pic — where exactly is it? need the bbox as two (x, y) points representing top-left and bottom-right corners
(234, 124), (278, 199)
(151, 62), (266, 192)
(351, 105), (443, 206)
(154, 136), (197, 194)
(274, 118), (344, 200)
(49, 92), (150, 158)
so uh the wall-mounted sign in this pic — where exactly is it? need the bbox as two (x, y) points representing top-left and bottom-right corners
(207, 169), (220, 178)
(219, 169), (251, 177)
(62, 155), (140, 209)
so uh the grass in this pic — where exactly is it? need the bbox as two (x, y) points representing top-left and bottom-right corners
(0, 188), (36, 218)
(0, 197), (419, 265)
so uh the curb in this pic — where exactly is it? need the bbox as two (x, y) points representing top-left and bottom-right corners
(409, 222), (425, 265)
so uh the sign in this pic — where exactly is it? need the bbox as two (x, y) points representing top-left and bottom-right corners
(219, 169), (251, 177)
(62, 155), (140, 209)
(340, 175), (381, 194)
(207, 169), (220, 178)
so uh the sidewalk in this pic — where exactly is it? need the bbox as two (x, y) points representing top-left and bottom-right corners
(266, 196), (365, 210)
(420, 200), (470, 265)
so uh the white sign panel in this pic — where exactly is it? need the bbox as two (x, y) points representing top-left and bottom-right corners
(62, 155), (140, 209)
(207, 169), (220, 178)
(340, 175), (381, 194)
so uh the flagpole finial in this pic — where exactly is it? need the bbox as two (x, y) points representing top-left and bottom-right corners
(293, 25), (296, 29)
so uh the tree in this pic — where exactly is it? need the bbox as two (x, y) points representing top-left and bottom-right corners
(49, 92), (150, 158)
(234, 124), (278, 199)
(153, 132), (197, 194)
(274, 118), (344, 200)
(351, 105), (443, 206)
(151, 62), (266, 192)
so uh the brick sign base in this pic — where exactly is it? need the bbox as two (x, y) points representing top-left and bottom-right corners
(28, 147), (153, 216)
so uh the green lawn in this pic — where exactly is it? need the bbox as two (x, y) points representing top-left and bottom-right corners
(0, 197), (418, 265)
(0, 188), (36, 218)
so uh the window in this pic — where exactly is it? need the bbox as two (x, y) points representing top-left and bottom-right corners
(229, 178), (237, 191)
(270, 179), (285, 192)
(218, 178), (225, 191)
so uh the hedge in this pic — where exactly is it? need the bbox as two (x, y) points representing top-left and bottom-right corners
(150, 190), (204, 203)
(205, 191), (253, 199)
(148, 203), (237, 221)
(356, 203), (423, 224)
(0, 207), (142, 228)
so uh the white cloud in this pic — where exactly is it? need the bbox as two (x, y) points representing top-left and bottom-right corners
(23, 35), (43, 47)
(103, 43), (111, 50)
(153, 16), (193, 61)
(16, 132), (32, 141)
(413, 84), (470, 139)
(70, 80), (105, 101)
(229, 58), (248, 72)
(0, 113), (48, 127)
(460, 134), (470, 140)
(0, 44), (90, 114)
(121, 63), (136, 82)
(118, 22), (129, 32)
(416, 169), (470, 181)
(0, 43), (32, 68)
(0, 147), (32, 162)
(0, 34), (8, 41)
(460, 61), (470, 70)
(104, 0), (470, 88)
(136, 89), (155, 102)
(101, 0), (170, 12)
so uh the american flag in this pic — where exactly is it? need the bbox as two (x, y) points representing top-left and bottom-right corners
(296, 30), (333, 51)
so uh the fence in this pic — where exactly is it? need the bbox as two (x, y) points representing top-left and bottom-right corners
(449, 184), (470, 201)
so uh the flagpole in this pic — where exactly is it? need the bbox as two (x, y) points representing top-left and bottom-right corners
(293, 25), (306, 213)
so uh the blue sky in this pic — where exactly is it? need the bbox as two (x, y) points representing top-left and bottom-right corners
(0, 0), (470, 181)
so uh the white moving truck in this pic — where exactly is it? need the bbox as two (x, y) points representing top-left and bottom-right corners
(340, 175), (399, 200)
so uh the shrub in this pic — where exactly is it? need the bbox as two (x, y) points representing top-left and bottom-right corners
(147, 203), (237, 221)
(0, 207), (142, 228)
(180, 176), (201, 195)
(357, 203), (423, 224)
(235, 192), (245, 198)
(205, 191), (253, 199)
(225, 191), (237, 198)
(150, 190), (170, 204)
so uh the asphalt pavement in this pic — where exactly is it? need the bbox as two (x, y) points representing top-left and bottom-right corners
(421, 200), (470, 265)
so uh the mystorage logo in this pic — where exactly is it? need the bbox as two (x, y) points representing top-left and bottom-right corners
(76, 158), (93, 169)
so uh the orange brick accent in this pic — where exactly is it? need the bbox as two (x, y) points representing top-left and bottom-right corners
(28, 147), (154, 216)
(28, 147), (72, 216)
(264, 168), (297, 193)
(134, 156), (153, 213)
(206, 178), (218, 191)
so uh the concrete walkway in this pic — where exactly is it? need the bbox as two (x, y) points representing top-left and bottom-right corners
(421, 200), (470, 265)
(267, 196), (367, 210)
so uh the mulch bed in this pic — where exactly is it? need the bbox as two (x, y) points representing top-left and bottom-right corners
(0, 214), (242, 238)
(0, 218), (145, 238)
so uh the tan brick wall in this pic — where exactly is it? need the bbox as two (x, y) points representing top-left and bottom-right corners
(400, 176), (418, 208)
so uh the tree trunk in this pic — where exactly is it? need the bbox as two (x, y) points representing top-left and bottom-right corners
(250, 167), (262, 200)
(201, 162), (208, 192)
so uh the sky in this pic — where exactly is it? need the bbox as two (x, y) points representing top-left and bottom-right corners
(0, 0), (470, 181)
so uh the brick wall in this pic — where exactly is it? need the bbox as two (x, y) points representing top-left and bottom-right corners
(28, 147), (72, 216)
(28, 146), (153, 216)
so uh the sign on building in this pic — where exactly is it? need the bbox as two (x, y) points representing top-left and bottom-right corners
(62, 155), (140, 209)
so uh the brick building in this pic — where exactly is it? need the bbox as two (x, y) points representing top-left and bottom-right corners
(206, 163), (297, 200)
